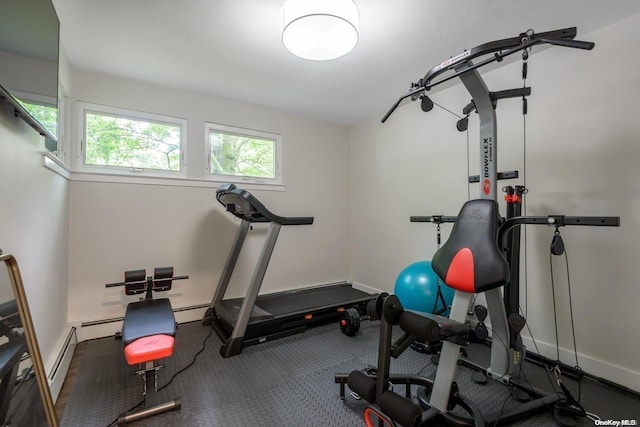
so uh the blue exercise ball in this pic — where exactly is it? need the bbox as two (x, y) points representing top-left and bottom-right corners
(394, 260), (455, 316)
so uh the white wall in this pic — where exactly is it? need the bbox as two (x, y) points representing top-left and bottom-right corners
(66, 71), (351, 338)
(0, 102), (70, 375)
(350, 15), (640, 392)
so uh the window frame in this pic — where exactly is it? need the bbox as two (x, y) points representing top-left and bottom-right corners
(205, 122), (283, 185)
(76, 102), (187, 178)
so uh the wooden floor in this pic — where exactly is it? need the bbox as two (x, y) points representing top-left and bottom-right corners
(54, 341), (87, 421)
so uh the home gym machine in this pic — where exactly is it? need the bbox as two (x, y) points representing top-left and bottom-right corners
(337, 27), (620, 426)
(105, 267), (188, 425)
(202, 183), (375, 357)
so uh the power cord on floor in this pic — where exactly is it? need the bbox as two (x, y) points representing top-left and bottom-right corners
(105, 324), (214, 427)
(158, 325), (214, 393)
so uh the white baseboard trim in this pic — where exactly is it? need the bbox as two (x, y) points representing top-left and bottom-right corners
(521, 335), (640, 394)
(47, 327), (77, 402)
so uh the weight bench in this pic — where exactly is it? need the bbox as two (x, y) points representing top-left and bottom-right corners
(106, 267), (188, 425)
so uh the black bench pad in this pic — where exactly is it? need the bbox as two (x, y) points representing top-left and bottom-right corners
(122, 298), (176, 345)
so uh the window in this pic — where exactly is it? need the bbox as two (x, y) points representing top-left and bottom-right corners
(13, 89), (60, 155)
(19, 101), (58, 138)
(79, 103), (186, 175)
(206, 123), (281, 184)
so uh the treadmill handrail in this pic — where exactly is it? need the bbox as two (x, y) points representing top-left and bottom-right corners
(216, 183), (314, 226)
(381, 27), (594, 123)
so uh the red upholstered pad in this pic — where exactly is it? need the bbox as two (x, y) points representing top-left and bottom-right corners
(444, 248), (475, 293)
(124, 334), (174, 365)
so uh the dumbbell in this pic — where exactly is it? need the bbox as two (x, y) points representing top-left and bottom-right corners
(339, 292), (388, 336)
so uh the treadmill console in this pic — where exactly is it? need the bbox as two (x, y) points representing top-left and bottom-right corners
(215, 183), (313, 226)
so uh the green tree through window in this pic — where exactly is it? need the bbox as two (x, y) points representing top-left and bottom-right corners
(19, 101), (57, 137)
(210, 131), (275, 179)
(85, 112), (182, 171)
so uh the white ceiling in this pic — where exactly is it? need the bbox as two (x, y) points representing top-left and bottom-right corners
(52, 0), (640, 125)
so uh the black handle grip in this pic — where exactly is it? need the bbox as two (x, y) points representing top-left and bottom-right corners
(105, 281), (127, 288)
(541, 38), (594, 50)
(105, 275), (189, 288)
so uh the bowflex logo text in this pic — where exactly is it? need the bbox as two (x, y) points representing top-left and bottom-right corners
(482, 137), (492, 195)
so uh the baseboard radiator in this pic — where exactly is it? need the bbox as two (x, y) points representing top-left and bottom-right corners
(48, 326), (77, 402)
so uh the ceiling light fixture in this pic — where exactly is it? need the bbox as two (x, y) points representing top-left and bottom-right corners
(282, 0), (359, 61)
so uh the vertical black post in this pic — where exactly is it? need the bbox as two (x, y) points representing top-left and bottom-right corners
(145, 276), (154, 301)
(376, 301), (393, 403)
(502, 185), (525, 347)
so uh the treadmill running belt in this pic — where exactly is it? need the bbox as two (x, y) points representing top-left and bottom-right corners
(256, 285), (369, 315)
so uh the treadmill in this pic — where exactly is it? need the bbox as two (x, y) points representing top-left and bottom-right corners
(202, 183), (374, 357)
